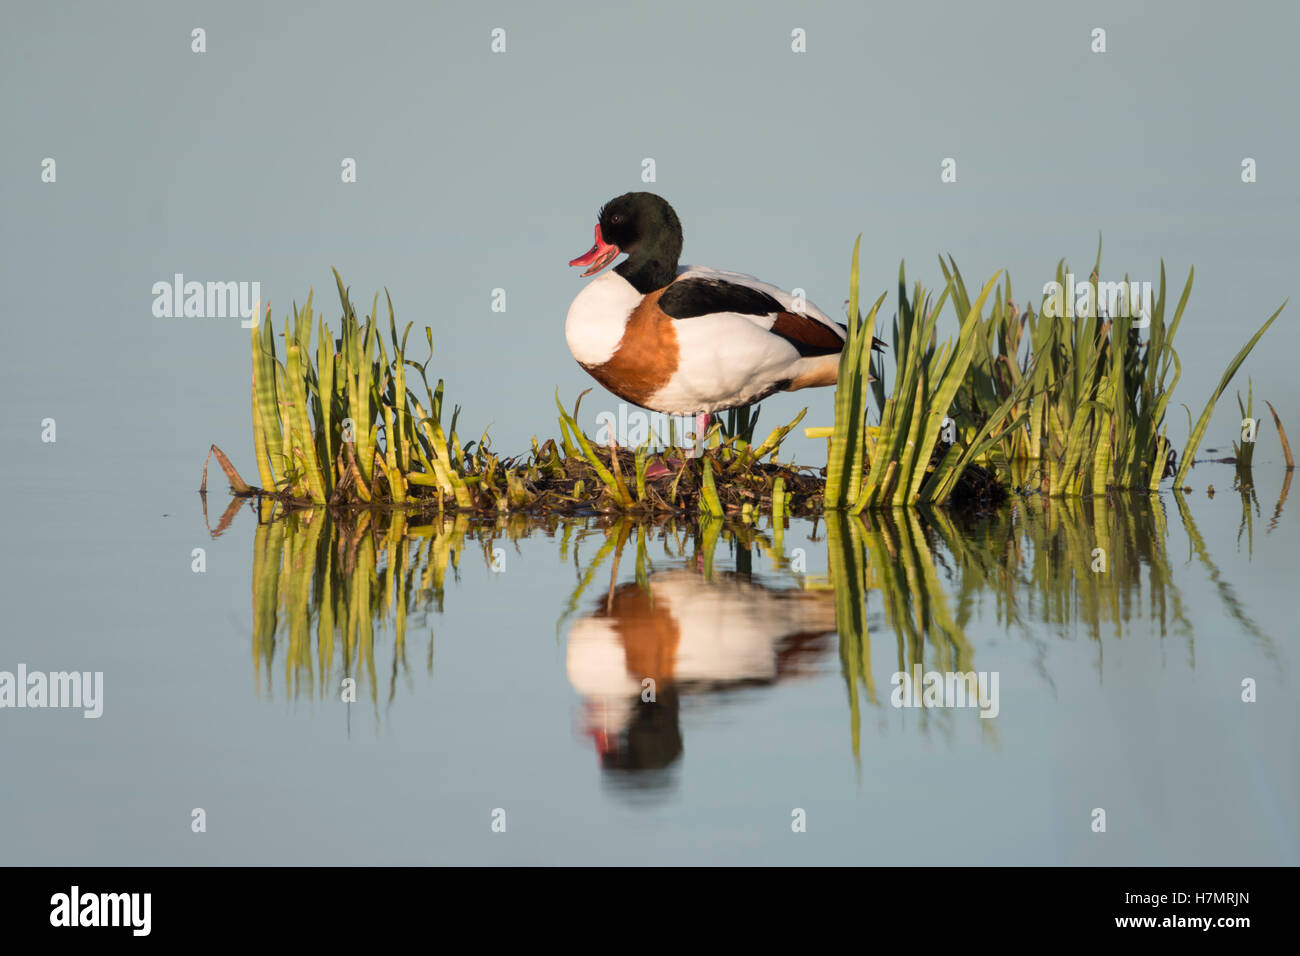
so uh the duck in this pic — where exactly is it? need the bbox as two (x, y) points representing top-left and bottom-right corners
(566, 192), (884, 435)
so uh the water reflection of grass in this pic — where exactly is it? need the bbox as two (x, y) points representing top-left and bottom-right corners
(1171, 491), (1277, 662)
(826, 509), (977, 755)
(824, 494), (1230, 754)
(937, 496), (1192, 644)
(250, 507), (480, 711)
(234, 485), (1268, 756)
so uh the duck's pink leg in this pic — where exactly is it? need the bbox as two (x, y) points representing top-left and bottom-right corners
(693, 411), (711, 456)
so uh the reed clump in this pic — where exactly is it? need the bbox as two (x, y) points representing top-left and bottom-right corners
(824, 239), (1285, 506)
(211, 243), (1284, 516)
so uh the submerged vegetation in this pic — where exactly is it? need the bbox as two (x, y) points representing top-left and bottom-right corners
(207, 243), (1286, 516)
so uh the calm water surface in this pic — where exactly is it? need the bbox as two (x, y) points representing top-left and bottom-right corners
(1, 466), (1296, 865)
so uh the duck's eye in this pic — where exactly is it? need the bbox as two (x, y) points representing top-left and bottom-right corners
(610, 214), (624, 225)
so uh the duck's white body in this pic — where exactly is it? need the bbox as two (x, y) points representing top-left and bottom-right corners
(564, 267), (846, 415)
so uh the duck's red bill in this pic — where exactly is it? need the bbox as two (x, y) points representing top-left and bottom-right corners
(569, 225), (620, 277)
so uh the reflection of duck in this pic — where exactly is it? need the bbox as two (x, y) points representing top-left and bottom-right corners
(566, 569), (837, 781)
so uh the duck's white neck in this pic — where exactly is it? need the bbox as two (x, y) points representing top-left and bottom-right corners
(565, 271), (643, 366)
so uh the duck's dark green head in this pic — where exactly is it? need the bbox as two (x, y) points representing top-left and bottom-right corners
(569, 192), (683, 293)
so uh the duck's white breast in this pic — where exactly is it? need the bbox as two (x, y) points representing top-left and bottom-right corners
(564, 272), (643, 366)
